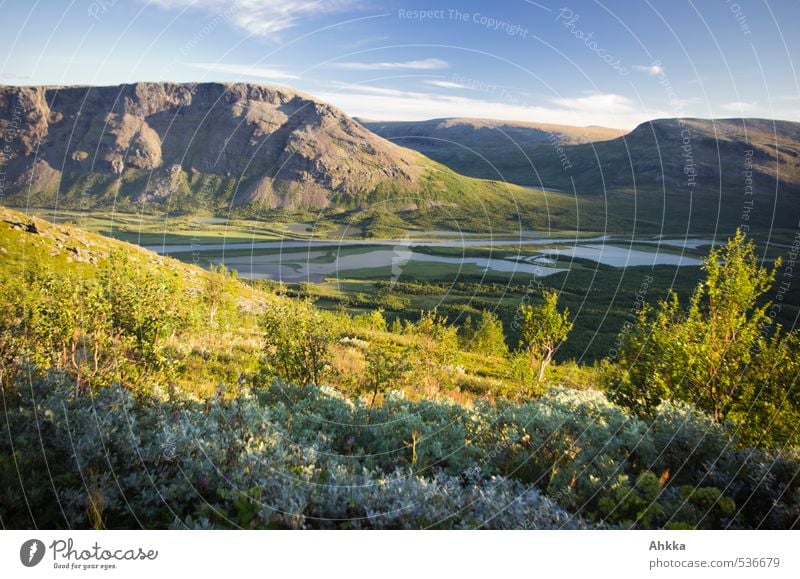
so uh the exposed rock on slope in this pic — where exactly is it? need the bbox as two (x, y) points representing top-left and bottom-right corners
(0, 82), (425, 210)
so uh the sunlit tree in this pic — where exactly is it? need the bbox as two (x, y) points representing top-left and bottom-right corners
(519, 291), (573, 383)
(610, 230), (799, 446)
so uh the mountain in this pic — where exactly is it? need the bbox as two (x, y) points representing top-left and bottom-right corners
(531, 117), (800, 232)
(365, 116), (800, 232)
(0, 82), (435, 212)
(360, 117), (624, 184)
(534, 117), (800, 192)
(364, 116), (800, 194)
(3, 82), (798, 235)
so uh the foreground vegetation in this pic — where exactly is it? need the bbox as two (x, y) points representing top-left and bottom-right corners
(1, 207), (798, 529)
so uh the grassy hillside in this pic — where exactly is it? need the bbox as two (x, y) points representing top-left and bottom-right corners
(9, 156), (618, 236)
(1, 206), (798, 530)
(367, 117), (800, 235)
(361, 117), (624, 187)
(0, 82), (613, 235)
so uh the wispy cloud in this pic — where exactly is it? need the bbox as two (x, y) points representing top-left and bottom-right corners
(425, 80), (466, 89)
(315, 86), (658, 128)
(632, 64), (664, 76)
(719, 100), (759, 114)
(0, 72), (31, 80)
(330, 58), (449, 71)
(552, 93), (639, 115)
(147, 0), (357, 35)
(185, 62), (299, 81)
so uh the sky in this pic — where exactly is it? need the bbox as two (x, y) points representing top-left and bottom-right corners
(1, 0), (799, 129)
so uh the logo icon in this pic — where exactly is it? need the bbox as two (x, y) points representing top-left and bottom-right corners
(20, 539), (45, 567)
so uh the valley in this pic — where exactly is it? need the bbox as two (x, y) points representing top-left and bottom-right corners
(26, 207), (799, 364)
(3, 81), (800, 532)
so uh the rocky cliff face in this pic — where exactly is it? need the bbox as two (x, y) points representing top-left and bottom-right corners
(0, 82), (425, 210)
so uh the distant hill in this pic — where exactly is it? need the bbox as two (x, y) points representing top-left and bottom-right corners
(365, 116), (800, 232)
(360, 117), (624, 184)
(364, 116), (800, 192)
(535, 117), (800, 192)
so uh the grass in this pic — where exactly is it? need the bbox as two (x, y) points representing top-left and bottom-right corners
(15, 206), (799, 365)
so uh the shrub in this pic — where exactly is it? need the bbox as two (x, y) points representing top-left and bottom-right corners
(608, 230), (800, 450)
(259, 299), (334, 386)
(462, 310), (509, 357)
(2, 372), (797, 529)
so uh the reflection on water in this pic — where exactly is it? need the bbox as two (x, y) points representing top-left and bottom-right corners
(145, 235), (711, 283)
(221, 249), (568, 282)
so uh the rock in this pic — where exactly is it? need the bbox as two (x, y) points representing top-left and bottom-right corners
(0, 82), (425, 210)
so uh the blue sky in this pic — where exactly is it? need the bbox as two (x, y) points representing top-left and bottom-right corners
(1, 0), (798, 128)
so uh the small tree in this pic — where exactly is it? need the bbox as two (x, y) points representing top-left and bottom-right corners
(204, 263), (236, 328)
(99, 252), (181, 378)
(405, 309), (459, 392)
(519, 291), (573, 383)
(260, 299), (333, 386)
(610, 230), (795, 433)
(363, 342), (411, 419)
(464, 310), (509, 357)
(353, 308), (387, 332)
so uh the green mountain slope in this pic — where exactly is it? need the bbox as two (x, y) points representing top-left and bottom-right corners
(367, 116), (800, 233)
(360, 117), (624, 184)
(0, 82), (596, 234)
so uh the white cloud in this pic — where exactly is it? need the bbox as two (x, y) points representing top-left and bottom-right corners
(552, 93), (639, 115)
(719, 101), (759, 114)
(633, 64), (664, 76)
(327, 84), (408, 96)
(330, 58), (449, 71)
(147, 0), (356, 35)
(425, 80), (466, 89)
(314, 87), (660, 128)
(185, 62), (299, 80)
